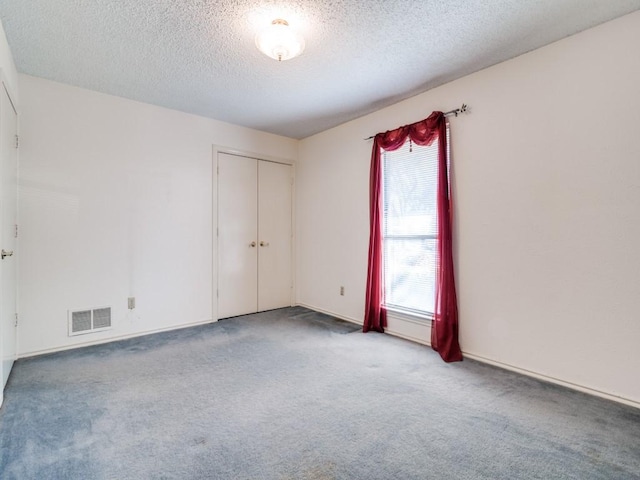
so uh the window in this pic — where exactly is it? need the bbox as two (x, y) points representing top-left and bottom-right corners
(382, 130), (448, 317)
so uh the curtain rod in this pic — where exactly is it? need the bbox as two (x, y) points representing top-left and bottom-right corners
(364, 104), (468, 140)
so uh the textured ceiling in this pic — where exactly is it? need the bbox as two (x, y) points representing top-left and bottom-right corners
(1, 1), (639, 139)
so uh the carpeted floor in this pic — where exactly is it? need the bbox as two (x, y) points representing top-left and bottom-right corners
(1, 306), (639, 479)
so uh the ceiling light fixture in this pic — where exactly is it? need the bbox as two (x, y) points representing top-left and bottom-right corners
(255, 19), (305, 62)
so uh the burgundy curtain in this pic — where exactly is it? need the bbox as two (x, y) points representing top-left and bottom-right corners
(363, 111), (462, 362)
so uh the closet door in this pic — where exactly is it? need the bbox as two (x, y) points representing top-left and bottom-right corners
(217, 152), (292, 319)
(258, 161), (292, 311)
(1, 82), (17, 393)
(217, 153), (258, 318)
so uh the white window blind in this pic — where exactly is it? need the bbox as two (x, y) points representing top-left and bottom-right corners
(382, 136), (441, 316)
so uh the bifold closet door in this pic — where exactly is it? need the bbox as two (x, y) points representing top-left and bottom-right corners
(217, 153), (292, 319)
(218, 153), (258, 319)
(258, 160), (292, 312)
(1, 82), (17, 392)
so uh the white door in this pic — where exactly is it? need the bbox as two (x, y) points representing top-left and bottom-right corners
(1, 82), (18, 392)
(218, 153), (258, 319)
(217, 152), (292, 319)
(258, 160), (292, 311)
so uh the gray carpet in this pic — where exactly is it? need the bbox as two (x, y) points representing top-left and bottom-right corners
(1, 306), (639, 479)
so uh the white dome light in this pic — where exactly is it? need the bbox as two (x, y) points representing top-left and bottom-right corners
(255, 19), (305, 62)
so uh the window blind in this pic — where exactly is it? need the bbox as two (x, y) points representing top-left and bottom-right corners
(382, 138), (439, 316)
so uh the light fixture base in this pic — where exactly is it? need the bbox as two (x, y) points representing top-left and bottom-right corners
(255, 18), (305, 62)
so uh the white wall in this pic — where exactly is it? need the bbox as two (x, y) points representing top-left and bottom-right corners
(17, 74), (297, 356)
(296, 11), (640, 405)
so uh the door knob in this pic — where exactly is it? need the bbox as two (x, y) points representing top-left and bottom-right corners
(260, 241), (270, 247)
(1, 249), (13, 259)
(250, 241), (257, 247)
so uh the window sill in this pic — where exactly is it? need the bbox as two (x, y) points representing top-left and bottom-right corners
(385, 307), (432, 326)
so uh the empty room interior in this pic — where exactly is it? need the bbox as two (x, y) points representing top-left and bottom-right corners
(0, 1), (640, 478)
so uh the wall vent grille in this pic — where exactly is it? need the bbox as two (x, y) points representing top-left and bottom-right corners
(68, 307), (112, 336)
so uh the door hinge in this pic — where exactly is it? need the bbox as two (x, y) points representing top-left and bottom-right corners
(14, 134), (19, 149)
(14, 224), (18, 238)
(14, 313), (18, 327)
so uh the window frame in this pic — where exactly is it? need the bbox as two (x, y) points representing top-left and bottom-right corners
(381, 129), (448, 321)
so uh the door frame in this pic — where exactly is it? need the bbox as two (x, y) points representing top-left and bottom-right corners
(0, 68), (18, 408)
(212, 145), (295, 321)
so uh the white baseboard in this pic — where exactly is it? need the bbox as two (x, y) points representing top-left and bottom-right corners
(462, 351), (640, 409)
(18, 318), (218, 359)
(384, 326), (430, 346)
(385, 311), (432, 346)
(296, 302), (362, 326)
(297, 303), (640, 409)
(17, 303), (640, 409)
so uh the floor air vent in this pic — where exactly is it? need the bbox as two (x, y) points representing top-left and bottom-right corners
(68, 307), (112, 336)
